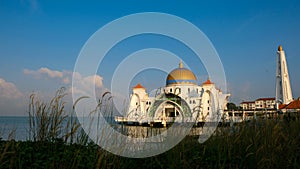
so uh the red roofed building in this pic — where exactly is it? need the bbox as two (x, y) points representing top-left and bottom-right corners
(280, 98), (300, 112)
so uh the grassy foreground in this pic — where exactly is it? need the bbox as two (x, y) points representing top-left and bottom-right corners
(0, 89), (299, 169)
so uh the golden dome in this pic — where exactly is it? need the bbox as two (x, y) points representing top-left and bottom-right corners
(166, 61), (197, 86)
(278, 45), (283, 51)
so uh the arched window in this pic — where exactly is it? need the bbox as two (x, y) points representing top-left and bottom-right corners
(174, 88), (181, 95)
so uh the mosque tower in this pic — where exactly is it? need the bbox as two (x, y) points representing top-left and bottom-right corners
(275, 45), (293, 107)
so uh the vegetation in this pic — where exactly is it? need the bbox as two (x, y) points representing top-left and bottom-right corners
(227, 102), (242, 111)
(28, 87), (81, 143)
(0, 89), (299, 169)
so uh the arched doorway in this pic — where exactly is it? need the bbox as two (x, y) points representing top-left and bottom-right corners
(148, 93), (192, 125)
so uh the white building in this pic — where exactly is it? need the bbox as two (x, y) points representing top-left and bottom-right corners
(117, 61), (230, 126)
(240, 98), (276, 110)
(255, 98), (276, 109)
(240, 101), (255, 110)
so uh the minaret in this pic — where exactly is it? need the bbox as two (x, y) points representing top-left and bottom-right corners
(275, 45), (293, 107)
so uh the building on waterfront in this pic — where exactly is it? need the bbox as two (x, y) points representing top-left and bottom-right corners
(240, 101), (255, 110)
(255, 98), (276, 109)
(278, 97), (300, 112)
(240, 98), (276, 110)
(276, 45), (294, 106)
(115, 61), (230, 126)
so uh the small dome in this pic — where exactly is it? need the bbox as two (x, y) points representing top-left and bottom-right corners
(202, 78), (214, 85)
(133, 83), (145, 89)
(278, 45), (283, 51)
(166, 61), (197, 86)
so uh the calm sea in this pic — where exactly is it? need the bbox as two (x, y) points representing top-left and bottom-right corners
(0, 116), (29, 140)
(0, 116), (205, 141)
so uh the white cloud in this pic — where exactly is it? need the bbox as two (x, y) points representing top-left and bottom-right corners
(63, 77), (70, 84)
(0, 78), (23, 99)
(24, 67), (63, 78)
(84, 75), (103, 88)
(0, 68), (104, 116)
(24, 67), (104, 96)
(0, 78), (26, 116)
(24, 67), (70, 84)
(38, 67), (63, 78)
(71, 73), (104, 96)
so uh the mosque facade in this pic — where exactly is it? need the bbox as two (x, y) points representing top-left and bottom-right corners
(116, 61), (230, 126)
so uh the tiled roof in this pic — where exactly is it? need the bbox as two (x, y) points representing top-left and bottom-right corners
(240, 101), (255, 104)
(202, 79), (214, 85)
(133, 83), (145, 89)
(285, 98), (300, 109)
(279, 104), (287, 109)
(256, 97), (275, 101)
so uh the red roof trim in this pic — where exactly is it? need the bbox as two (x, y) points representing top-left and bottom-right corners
(133, 83), (145, 89)
(255, 98), (275, 101)
(202, 79), (214, 85)
(285, 98), (300, 109)
(240, 101), (255, 104)
(279, 104), (287, 109)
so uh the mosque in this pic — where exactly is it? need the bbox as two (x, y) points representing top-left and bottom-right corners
(115, 61), (230, 126)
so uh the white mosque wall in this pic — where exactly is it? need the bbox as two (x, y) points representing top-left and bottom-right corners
(121, 62), (230, 124)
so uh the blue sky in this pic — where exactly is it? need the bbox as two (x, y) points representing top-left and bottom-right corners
(0, 0), (300, 115)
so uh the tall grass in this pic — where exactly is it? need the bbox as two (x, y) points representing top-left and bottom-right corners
(200, 119), (300, 168)
(28, 87), (81, 143)
(0, 88), (299, 168)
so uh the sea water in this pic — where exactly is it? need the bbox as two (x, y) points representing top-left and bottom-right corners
(0, 116), (29, 140)
(0, 116), (207, 141)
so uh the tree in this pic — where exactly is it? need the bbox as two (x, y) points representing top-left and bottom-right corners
(227, 102), (238, 111)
